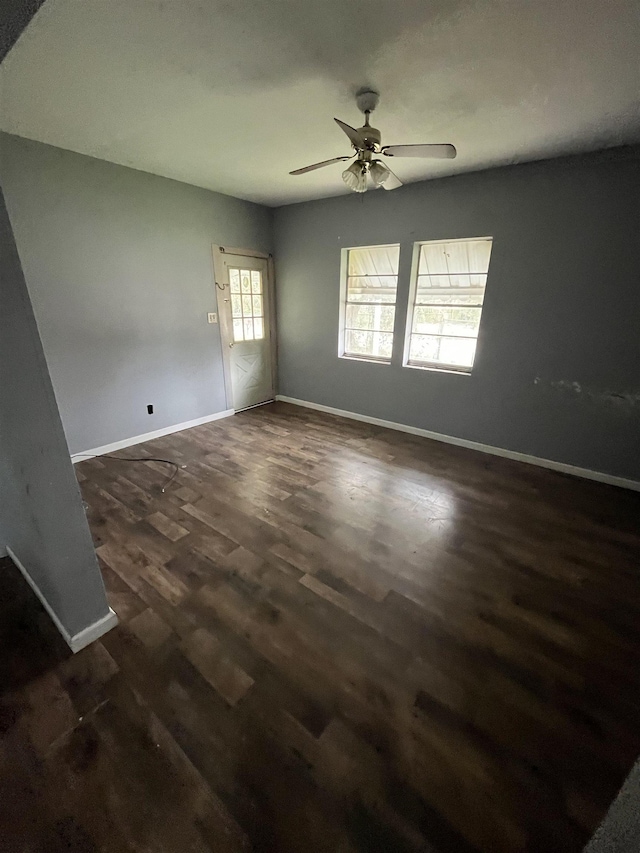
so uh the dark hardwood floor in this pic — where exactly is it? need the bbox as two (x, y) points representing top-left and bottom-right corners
(2, 401), (640, 852)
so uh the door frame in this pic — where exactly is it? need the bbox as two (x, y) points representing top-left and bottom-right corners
(211, 245), (278, 411)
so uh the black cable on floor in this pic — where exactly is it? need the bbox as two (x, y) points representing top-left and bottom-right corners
(73, 454), (185, 493)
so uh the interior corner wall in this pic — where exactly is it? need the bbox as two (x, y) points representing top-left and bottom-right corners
(273, 147), (640, 483)
(0, 0), (47, 62)
(0, 185), (112, 639)
(0, 132), (273, 456)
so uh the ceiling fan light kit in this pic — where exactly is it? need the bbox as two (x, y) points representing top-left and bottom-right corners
(289, 89), (457, 193)
(342, 160), (368, 193)
(369, 160), (390, 187)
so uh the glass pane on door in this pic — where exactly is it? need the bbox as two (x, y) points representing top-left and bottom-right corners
(229, 268), (265, 342)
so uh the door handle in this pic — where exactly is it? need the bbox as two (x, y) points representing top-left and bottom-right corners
(229, 342), (234, 348)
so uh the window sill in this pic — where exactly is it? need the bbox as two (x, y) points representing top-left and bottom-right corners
(339, 354), (392, 366)
(404, 362), (472, 375)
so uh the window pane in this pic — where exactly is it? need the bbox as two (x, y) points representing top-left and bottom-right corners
(412, 306), (481, 337)
(469, 272), (487, 287)
(346, 303), (374, 330)
(346, 303), (395, 332)
(420, 240), (492, 276)
(467, 240), (492, 273)
(345, 329), (373, 357)
(346, 275), (397, 303)
(448, 273), (472, 289)
(416, 291), (483, 306)
(233, 319), (244, 341)
(442, 241), (470, 274)
(409, 333), (440, 364)
(416, 273), (486, 304)
(241, 271), (251, 293)
(420, 243), (448, 275)
(418, 239), (492, 286)
(251, 270), (262, 292)
(348, 245), (399, 276)
(254, 317), (264, 339)
(243, 318), (254, 339)
(252, 295), (263, 317)
(439, 336), (477, 366)
(344, 330), (393, 360)
(242, 294), (252, 315)
(375, 333), (393, 359)
(231, 295), (242, 317)
(229, 269), (240, 292)
(409, 238), (492, 372)
(409, 334), (477, 368)
(343, 245), (399, 361)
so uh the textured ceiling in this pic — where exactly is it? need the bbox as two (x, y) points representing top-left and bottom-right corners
(1, 0), (639, 206)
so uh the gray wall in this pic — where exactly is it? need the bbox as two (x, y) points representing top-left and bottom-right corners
(0, 0), (47, 62)
(0, 186), (112, 637)
(273, 147), (640, 482)
(585, 757), (640, 851)
(0, 132), (272, 455)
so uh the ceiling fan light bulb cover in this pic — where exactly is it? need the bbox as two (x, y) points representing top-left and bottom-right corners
(342, 162), (367, 193)
(369, 160), (390, 186)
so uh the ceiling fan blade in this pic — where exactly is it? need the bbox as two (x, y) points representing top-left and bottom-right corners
(289, 156), (350, 175)
(334, 118), (366, 149)
(381, 164), (403, 191)
(382, 144), (457, 159)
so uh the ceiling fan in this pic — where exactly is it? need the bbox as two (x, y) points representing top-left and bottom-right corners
(289, 89), (457, 193)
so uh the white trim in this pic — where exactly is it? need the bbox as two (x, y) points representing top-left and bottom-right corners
(213, 247), (277, 412)
(212, 244), (236, 410)
(66, 609), (119, 654)
(338, 246), (348, 358)
(276, 396), (640, 492)
(340, 354), (392, 366)
(402, 240), (422, 368)
(6, 547), (118, 653)
(71, 409), (234, 463)
(404, 363), (471, 375)
(219, 245), (270, 259)
(235, 398), (276, 413)
(267, 254), (279, 398)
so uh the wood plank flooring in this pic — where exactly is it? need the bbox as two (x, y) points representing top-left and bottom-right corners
(2, 401), (640, 852)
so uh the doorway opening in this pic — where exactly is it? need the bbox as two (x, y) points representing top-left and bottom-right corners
(213, 247), (277, 412)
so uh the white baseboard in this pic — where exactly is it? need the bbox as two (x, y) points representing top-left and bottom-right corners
(276, 395), (640, 492)
(66, 609), (119, 653)
(71, 409), (234, 463)
(7, 546), (118, 654)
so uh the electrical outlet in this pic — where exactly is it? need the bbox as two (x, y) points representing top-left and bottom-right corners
(207, 312), (218, 324)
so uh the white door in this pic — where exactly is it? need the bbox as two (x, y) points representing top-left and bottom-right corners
(220, 253), (275, 411)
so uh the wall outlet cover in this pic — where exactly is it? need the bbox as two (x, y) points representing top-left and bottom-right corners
(207, 312), (218, 324)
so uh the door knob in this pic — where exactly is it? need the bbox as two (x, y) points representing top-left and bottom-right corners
(229, 342), (234, 348)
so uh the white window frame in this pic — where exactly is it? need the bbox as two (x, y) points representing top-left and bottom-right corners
(403, 236), (493, 375)
(338, 243), (400, 365)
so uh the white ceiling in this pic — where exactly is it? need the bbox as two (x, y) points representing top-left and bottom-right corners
(1, 0), (639, 206)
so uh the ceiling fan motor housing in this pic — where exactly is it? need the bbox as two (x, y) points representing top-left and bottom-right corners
(357, 125), (381, 150)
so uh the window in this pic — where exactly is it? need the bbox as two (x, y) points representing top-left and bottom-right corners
(405, 237), (493, 372)
(340, 244), (399, 362)
(230, 267), (264, 342)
